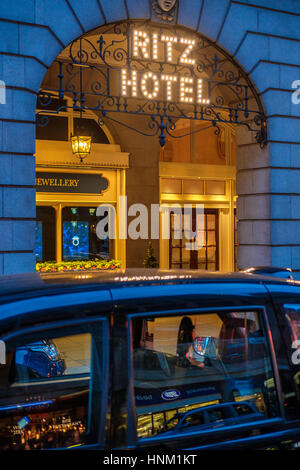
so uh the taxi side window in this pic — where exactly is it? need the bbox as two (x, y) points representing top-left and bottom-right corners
(131, 311), (280, 440)
(0, 321), (105, 450)
(13, 334), (91, 383)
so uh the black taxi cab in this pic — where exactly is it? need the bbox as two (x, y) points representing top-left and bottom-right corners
(0, 269), (300, 450)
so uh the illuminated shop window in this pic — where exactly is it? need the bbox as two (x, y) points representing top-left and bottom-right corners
(35, 207), (56, 262)
(61, 207), (111, 261)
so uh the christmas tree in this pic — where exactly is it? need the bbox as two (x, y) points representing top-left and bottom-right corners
(143, 241), (158, 268)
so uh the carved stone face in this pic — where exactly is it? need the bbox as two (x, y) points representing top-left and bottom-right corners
(157, 0), (176, 12)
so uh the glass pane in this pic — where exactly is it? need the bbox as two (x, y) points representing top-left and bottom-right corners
(14, 333), (91, 382)
(49, 334), (91, 375)
(36, 116), (68, 141)
(35, 207), (56, 262)
(171, 248), (181, 263)
(207, 247), (216, 262)
(205, 181), (226, 195)
(62, 207), (111, 261)
(198, 247), (206, 262)
(0, 323), (103, 449)
(170, 214), (182, 237)
(37, 95), (67, 112)
(182, 180), (204, 195)
(182, 249), (191, 263)
(196, 230), (205, 249)
(172, 228), (182, 240)
(198, 262), (206, 270)
(161, 179), (182, 194)
(73, 118), (109, 144)
(206, 262), (216, 271)
(181, 263), (190, 269)
(234, 210), (238, 271)
(207, 231), (216, 245)
(137, 415), (152, 439)
(207, 214), (216, 230)
(63, 221), (89, 260)
(160, 120), (191, 163)
(132, 312), (279, 440)
(193, 124), (225, 165)
(169, 210), (218, 271)
(35, 222), (43, 262)
(171, 239), (181, 249)
(285, 306), (300, 343)
(231, 132), (237, 166)
(153, 413), (165, 435)
(282, 306), (300, 416)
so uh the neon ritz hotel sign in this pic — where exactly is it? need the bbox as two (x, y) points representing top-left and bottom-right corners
(120, 30), (210, 105)
(37, 22), (266, 147)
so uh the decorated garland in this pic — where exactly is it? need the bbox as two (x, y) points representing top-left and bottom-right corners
(36, 260), (121, 273)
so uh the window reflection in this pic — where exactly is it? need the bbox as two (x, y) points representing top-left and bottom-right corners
(62, 207), (111, 261)
(0, 327), (103, 450)
(169, 209), (218, 270)
(35, 207), (56, 262)
(132, 312), (279, 439)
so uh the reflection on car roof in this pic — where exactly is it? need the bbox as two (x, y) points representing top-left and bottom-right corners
(0, 268), (298, 302)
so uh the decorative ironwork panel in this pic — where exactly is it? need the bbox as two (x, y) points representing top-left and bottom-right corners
(37, 21), (267, 147)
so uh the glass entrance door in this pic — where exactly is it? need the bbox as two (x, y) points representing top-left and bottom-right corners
(169, 209), (219, 270)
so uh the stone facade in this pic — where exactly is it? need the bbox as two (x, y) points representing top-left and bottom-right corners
(1, 0), (300, 274)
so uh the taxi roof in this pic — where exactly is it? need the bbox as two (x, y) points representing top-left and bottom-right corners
(0, 268), (297, 304)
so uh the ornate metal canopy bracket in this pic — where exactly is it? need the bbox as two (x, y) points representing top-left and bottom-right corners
(37, 21), (268, 148)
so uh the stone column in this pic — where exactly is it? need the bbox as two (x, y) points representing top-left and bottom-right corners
(236, 126), (271, 269)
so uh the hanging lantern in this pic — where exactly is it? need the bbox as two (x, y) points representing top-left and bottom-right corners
(70, 133), (92, 162)
(70, 38), (92, 163)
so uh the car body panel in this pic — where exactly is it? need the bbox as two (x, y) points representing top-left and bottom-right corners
(0, 270), (300, 449)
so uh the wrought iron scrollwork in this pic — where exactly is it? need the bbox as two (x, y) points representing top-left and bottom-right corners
(36, 21), (267, 148)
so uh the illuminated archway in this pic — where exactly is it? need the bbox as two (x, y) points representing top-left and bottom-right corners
(37, 20), (266, 150)
(34, 19), (268, 272)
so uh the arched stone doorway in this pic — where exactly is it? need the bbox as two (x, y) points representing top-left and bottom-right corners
(34, 17), (266, 272)
(1, 0), (280, 275)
